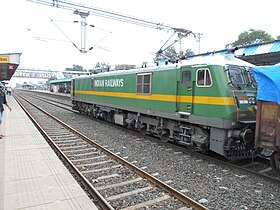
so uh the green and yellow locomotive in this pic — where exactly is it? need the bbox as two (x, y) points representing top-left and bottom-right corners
(71, 54), (257, 160)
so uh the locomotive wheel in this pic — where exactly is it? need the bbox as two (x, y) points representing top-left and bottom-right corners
(139, 126), (147, 135)
(160, 135), (169, 142)
(270, 151), (280, 175)
(160, 133), (169, 142)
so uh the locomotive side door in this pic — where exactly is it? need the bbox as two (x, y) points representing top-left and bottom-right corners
(71, 79), (75, 99)
(176, 67), (194, 115)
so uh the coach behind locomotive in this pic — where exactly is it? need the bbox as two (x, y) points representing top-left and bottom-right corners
(71, 54), (257, 160)
(253, 64), (280, 174)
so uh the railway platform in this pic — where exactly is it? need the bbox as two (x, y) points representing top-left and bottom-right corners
(0, 96), (98, 210)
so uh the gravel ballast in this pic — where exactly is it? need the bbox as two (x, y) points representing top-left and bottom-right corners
(19, 93), (280, 210)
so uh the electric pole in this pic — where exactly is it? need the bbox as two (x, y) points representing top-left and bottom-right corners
(74, 10), (90, 53)
(196, 33), (203, 54)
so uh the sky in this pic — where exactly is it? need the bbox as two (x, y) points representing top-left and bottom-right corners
(1, 0), (279, 72)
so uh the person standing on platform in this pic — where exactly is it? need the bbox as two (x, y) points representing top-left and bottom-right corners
(0, 83), (11, 138)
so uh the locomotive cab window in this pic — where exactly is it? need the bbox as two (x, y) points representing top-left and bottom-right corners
(181, 71), (192, 86)
(226, 65), (254, 88)
(196, 68), (212, 87)
(91, 78), (95, 90)
(136, 73), (151, 94)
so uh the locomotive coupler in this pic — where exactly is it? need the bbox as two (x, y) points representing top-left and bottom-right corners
(229, 129), (253, 143)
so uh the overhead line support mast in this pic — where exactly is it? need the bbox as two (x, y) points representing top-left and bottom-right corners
(26, 0), (199, 54)
(74, 10), (89, 53)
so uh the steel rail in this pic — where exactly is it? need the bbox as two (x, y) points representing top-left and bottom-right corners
(15, 93), (208, 210)
(14, 96), (114, 210)
(19, 90), (280, 183)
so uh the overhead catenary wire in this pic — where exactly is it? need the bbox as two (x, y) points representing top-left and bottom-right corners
(33, 36), (71, 42)
(49, 17), (80, 52)
(25, 0), (177, 31)
(33, 16), (112, 53)
(26, 0), (197, 55)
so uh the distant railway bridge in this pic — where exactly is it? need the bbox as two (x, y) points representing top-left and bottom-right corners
(14, 68), (89, 79)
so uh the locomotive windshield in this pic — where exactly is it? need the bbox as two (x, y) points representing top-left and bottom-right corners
(247, 67), (257, 87)
(226, 65), (256, 88)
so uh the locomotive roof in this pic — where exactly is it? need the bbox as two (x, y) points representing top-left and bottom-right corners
(182, 54), (255, 67)
(77, 54), (254, 79)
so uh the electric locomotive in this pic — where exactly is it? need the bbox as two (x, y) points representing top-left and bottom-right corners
(71, 54), (257, 160)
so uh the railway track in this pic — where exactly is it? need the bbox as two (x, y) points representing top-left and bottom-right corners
(13, 90), (280, 209)
(19, 90), (280, 183)
(14, 92), (207, 210)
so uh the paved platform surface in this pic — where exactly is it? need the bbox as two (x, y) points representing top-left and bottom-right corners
(0, 96), (98, 210)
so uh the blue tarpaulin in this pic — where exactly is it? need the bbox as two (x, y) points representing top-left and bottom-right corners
(252, 65), (280, 104)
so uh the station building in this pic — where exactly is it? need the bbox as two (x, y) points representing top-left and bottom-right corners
(49, 78), (72, 93)
(0, 53), (21, 81)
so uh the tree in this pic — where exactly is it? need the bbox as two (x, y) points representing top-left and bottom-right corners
(179, 49), (195, 58)
(89, 62), (111, 74)
(95, 62), (101, 69)
(65, 64), (86, 72)
(73, 64), (85, 71)
(226, 29), (275, 48)
(163, 46), (178, 61)
(94, 62), (110, 70)
(155, 46), (195, 62)
(277, 35), (280, 40)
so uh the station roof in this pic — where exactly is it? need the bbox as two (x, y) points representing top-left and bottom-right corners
(188, 40), (280, 66)
(49, 78), (71, 84)
(0, 53), (21, 81)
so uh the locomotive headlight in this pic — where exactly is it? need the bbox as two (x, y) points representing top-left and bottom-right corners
(248, 97), (256, 105)
(252, 97), (256, 105)
(248, 98), (252, 104)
